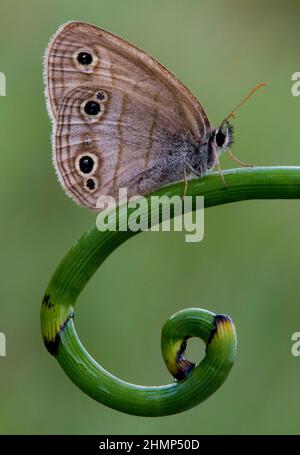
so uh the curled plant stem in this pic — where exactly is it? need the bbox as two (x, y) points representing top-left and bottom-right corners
(41, 166), (300, 416)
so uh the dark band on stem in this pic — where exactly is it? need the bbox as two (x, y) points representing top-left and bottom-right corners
(42, 294), (54, 309)
(174, 336), (196, 380)
(43, 311), (74, 355)
(206, 314), (231, 351)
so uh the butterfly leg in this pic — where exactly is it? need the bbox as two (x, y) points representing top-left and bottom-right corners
(182, 165), (188, 200)
(214, 151), (228, 187)
(225, 147), (254, 168)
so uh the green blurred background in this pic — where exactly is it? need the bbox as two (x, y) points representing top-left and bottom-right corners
(1, 0), (300, 435)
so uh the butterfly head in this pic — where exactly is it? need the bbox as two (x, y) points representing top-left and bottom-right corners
(213, 121), (234, 151)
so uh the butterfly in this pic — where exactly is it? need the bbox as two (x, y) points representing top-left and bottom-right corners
(44, 21), (264, 209)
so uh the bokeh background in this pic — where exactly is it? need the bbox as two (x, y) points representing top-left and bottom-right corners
(1, 0), (300, 435)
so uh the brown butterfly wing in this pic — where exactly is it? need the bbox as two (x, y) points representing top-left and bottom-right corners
(45, 21), (210, 209)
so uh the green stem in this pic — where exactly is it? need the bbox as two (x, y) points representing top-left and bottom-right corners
(41, 166), (300, 416)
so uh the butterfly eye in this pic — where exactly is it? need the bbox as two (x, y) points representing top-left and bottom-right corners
(86, 178), (97, 191)
(77, 51), (93, 66)
(84, 100), (101, 116)
(215, 129), (226, 147)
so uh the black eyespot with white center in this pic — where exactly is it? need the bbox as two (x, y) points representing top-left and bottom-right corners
(76, 152), (98, 177)
(86, 178), (96, 191)
(79, 155), (94, 174)
(97, 91), (106, 101)
(84, 100), (101, 116)
(77, 51), (93, 66)
(73, 48), (97, 73)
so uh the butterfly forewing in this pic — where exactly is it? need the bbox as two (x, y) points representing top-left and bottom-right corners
(45, 21), (210, 208)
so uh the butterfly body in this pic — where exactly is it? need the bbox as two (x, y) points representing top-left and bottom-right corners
(45, 21), (233, 209)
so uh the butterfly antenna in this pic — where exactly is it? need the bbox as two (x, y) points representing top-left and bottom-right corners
(220, 82), (267, 128)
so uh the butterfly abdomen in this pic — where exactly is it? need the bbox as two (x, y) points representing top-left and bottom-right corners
(123, 132), (210, 197)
